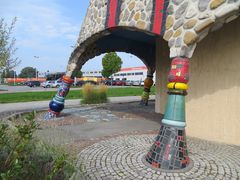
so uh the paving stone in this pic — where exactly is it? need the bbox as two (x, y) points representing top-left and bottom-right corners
(77, 134), (240, 179)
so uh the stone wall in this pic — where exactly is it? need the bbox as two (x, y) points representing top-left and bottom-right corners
(163, 0), (240, 58)
(118, 0), (154, 31)
(77, 0), (108, 45)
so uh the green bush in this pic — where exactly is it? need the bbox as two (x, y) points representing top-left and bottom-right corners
(0, 112), (75, 180)
(81, 84), (108, 104)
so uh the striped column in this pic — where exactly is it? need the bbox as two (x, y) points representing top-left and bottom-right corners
(152, 0), (170, 36)
(44, 76), (74, 120)
(140, 72), (154, 106)
(145, 57), (190, 170)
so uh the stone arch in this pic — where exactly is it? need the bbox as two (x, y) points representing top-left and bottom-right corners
(66, 27), (158, 77)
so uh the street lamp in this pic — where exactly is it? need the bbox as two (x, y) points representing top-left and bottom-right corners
(34, 56), (39, 79)
(13, 69), (16, 86)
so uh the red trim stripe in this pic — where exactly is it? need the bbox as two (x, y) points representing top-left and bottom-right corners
(108, 0), (118, 28)
(152, 0), (165, 35)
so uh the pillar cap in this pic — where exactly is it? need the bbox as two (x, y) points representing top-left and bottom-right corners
(62, 75), (74, 84)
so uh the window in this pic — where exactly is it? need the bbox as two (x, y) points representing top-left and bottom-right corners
(135, 72), (143, 75)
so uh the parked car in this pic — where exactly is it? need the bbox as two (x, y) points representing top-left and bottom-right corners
(84, 80), (97, 85)
(104, 80), (111, 86)
(132, 80), (141, 86)
(74, 80), (97, 87)
(115, 80), (126, 86)
(125, 80), (134, 86)
(27, 81), (41, 87)
(51, 80), (62, 88)
(74, 81), (85, 87)
(41, 80), (54, 88)
(104, 80), (116, 86)
(23, 81), (30, 86)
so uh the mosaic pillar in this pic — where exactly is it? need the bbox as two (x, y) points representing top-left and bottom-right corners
(44, 75), (74, 120)
(146, 57), (190, 170)
(140, 72), (154, 106)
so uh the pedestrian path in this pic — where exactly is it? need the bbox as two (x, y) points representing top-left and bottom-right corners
(0, 95), (155, 114)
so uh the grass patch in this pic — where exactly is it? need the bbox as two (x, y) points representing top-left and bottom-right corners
(0, 87), (156, 104)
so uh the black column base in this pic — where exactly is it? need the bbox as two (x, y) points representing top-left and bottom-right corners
(139, 100), (148, 106)
(146, 124), (190, 170)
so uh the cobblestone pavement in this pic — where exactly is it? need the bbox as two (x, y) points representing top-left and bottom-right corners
(77, 134), (240, 180)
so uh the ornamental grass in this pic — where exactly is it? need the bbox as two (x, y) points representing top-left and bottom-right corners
(81, 83), (108, 104)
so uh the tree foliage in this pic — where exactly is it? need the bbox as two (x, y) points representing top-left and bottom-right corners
(72, 70), (82, 78)
(0, 17), (21, 71)
(18, 67), (36, 78)
(102, 52), (122, 78)
(2, 69), (16, 78)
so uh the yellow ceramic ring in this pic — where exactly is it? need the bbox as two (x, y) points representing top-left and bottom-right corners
(167, 82), (188, 90)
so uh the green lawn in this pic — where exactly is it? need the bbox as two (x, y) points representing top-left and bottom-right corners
(0, 87), (156, 103)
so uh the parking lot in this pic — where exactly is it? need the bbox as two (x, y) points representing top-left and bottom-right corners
(0, 84), (139, 94)
(0, 85), (62, 93)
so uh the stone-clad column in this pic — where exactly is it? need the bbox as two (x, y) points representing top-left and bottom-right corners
(146, 57), (190, 170)
(140, 71), (154, 106)
(44, 75), (74, 120)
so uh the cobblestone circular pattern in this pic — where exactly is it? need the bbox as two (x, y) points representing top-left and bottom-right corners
(77, 134), (240, 179)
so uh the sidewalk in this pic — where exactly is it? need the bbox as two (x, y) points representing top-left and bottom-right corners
(0, 95), (155, 114)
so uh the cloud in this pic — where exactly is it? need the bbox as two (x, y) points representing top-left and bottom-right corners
(1, 0), (81, 47)
(0, 0), (83, 73)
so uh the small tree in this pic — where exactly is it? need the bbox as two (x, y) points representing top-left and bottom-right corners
(0, 17), (21, 71)
(102, 52), (122, 78)
(18, 67), (37, 78)
(72, 70), (82, 78)
(2, 69), (16, 78)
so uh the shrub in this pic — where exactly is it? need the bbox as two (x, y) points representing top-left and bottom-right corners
(0, 112), (75, 179)
(81, 83), (108, 104)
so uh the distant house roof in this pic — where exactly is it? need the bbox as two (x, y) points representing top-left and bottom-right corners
(119, 66), (147, 72)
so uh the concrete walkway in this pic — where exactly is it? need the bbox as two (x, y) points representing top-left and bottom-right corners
(0, 95), (155, 114)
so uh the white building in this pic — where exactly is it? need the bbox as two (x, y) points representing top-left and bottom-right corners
(113, 66), (155, 82)
(82, 66), (156, 82)
(82, 70), (102, 77)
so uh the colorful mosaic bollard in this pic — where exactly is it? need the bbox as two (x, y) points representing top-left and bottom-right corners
(140, 72), (154, 106)
(44, 75), (74, 120)
(146, 57), (190, 170)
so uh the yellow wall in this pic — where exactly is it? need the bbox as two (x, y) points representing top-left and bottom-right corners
(156, 18), (240, 145)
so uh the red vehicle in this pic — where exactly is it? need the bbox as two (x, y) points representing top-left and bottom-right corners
(115, 80), (126, 86)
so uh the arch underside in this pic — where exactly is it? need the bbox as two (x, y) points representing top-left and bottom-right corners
(68, 27), (161, 75)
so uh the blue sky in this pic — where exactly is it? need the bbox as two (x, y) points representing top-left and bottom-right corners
(1, 0), (144, 75)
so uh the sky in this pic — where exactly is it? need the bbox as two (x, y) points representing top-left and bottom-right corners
(0, 0), (144, 75)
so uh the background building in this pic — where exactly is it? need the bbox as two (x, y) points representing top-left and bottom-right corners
(82, 66), (156, 83)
